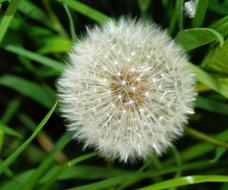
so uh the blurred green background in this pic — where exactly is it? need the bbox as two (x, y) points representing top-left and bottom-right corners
(0, 0), (228, 189)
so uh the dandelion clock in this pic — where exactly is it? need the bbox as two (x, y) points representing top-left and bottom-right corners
(57, 18), (196, 162)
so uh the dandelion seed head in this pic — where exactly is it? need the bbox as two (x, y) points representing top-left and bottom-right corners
(57, 18), (196, 162)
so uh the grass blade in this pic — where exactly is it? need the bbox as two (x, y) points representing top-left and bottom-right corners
(210, 147), (227, 163)
(43, 165), (129, 182)
(208, 1), (228, 15)
(18, 0), (50, 27)
(192, 0), (209, 27)
(176, 28), (224, 51)
(0, 0), (22, 43)
(62, 2), (77, 43)
(0, 102), (57, 175)
(37, 36), (72, 54)
(67, 161), (214, 190)
(2, 45), (65, 72)
(202, 39), (228, 74)
(176, 0), (184, 31)
(0, 121), (22, 138)
(42, 0), (68, 36)
(196, 96), (228, 115)
(58, 0), (109, 23)
(21, 132), (72, 190)
(0, 75), (55, 108)
(186, 127), (228, 148)
(210, 15), (228, 36)
(1, 98), (21, 124)
(139, 175), (228, 190)
(0, 128), (3, 153)
(190, 64), (228, 98)
(18, 113), (68, 164)
(40, 152), (97, 190)
(138, 0), (152, 13)
(165, 129), (228, 165)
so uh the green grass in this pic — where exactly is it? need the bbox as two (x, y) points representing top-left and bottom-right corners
(0, 0), (21, 43)
(0, 0), (228, 189)
(58, 0), (109, 23)
(139, 175), (228, 190)
(21, 131), (72, 190)
(192, 0), (209, 27)
(2, 45), (65, 72)
(0, 75), (55, 108)
(0, 102), (57, 174)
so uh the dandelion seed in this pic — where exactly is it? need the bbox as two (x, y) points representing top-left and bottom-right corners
(121, 80), (127, 85)
(118, 95), (122, 99)
(139, 108), (144, 113)
(145, 91), (149, 96)
(128, 99), (134, 105)
(57, 18), (196, 162)
(114, 61), (118, 65)
(122, 109), (127, 113)
(117, 72), (121, 76)
(184, 0), (198, 18)
(130, 68), (136, 72)
(131, 86), (136, 92)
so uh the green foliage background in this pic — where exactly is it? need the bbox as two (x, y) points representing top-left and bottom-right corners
(0, 0), (228, 189)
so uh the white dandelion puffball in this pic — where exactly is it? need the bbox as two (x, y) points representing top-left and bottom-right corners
(57, 18), (196, 162)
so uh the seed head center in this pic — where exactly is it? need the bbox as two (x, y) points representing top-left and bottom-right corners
(110, 68), (149, 111)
